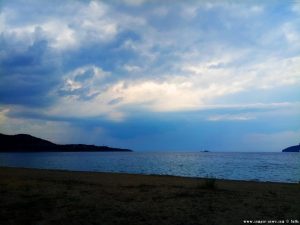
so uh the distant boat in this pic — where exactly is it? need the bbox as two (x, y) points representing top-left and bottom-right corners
(0, 133), (133, 152)
(282, 144), (300, 152)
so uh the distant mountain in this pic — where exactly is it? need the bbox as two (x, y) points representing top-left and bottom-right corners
(0, 133), (132, 152)
(282, 144), (300, 152)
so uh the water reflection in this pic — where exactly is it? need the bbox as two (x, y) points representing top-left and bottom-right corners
(0, 152), (299, 183)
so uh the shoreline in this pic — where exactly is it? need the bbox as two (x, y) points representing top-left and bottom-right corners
(0, 167), (299, 225)
(0, 165), (298, 185)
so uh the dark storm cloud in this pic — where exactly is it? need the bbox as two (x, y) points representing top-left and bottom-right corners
(0, 36), (60, 106)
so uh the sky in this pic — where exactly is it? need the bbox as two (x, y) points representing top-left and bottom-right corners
(0, 0), (299, 152)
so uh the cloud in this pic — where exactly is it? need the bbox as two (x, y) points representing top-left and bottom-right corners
(102, 76), (245, 112)
(0, 1), (121, 52)
(291, 2), (300, 14)
(1, 0), (299, 150)
(0, 107), (10, 124)
(123, 64), (142, 72)
(122, 0), (146, 6)
(208, 114), (255, 122)
(59, 65), (109, 100)
(0, 38), (59, 107)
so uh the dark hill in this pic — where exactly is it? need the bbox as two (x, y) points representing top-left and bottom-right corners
(282, 145), (300, 152)
(0, 133), (132, 152)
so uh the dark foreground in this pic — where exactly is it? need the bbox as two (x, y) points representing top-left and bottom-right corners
(0, 167), (299, 225)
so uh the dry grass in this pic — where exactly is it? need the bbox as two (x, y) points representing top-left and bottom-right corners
(0, 167), (299, 225)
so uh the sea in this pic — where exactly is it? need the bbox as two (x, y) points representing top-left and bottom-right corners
(0, 152), (299, 183)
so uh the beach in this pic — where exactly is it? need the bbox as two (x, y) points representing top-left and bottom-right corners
(0, 167), (299, 225)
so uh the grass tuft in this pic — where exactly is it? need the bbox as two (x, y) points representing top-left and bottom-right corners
(198, 177), (217, 190)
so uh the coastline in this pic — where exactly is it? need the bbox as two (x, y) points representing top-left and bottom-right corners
(0, 167), (299, 225)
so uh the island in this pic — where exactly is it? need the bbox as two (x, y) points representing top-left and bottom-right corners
(0, 133), (132, 152)
(282, 144), (300, 152)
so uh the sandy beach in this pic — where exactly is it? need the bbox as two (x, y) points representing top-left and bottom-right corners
(0, 167), (299, 225)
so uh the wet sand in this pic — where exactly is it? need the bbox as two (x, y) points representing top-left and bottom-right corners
(0, 167), (299, 225)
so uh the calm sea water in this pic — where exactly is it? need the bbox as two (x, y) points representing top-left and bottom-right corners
(0, 152), (299, 183)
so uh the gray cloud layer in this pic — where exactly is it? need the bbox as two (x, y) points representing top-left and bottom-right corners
(1, 0), (299, 150)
